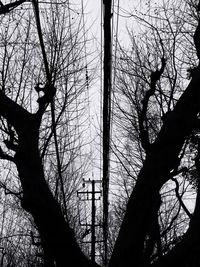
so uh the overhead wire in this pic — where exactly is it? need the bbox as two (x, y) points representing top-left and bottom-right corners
(66, 0), (79, 210)
(100, 0), (103, 183)
(81, 0), (94, 179)
(111, 0), (120, 133)
(112, 0), (120, 92)
(80, 1), (96, 260)
(67, 0), (88, 224)
(99, 0), (104, 263)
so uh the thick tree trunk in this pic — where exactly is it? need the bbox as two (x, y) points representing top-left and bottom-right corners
(13, 116), (96, 267)
(0, 85), (97, 267)
(109, 68), (200, 267)
(151, 173), (200, 267)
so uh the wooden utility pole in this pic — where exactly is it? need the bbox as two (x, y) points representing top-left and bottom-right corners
(91, 180), (96, 263)
(102, 0), (112, 266)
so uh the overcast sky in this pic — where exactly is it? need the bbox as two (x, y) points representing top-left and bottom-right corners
(80, 0), (158, 47)
(71, 0), (159, 179)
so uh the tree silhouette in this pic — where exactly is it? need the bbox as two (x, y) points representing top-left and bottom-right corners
(1, 0), (200, 267)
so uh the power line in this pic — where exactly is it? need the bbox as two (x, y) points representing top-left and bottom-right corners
(110, 0), (120, 140)
(112, 0), (120, 91)
(100, 0), (103, 194)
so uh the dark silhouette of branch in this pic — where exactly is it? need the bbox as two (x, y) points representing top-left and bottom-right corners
(0, 89), (35, 132)
(0, 0), (26, 15)
(139, 57), (166, 151)
(0, 146), (14, 162)
(171, 177), (192, 219)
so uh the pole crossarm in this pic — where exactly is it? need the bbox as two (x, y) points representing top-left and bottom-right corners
(77, 179), (103, 264)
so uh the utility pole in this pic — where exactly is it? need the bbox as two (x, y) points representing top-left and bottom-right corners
(91, 180), (96, 263)
(77, 179), (102, 263)
(102, 0), (112, 265)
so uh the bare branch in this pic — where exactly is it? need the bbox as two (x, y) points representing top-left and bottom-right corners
(139, 57), (166, 151)
(0, 146), (15, 162)
(0, 0), (26, 15)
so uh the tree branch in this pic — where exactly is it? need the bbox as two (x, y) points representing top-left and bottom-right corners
(0, 0), (26, 15)
(0, 146), (15, 162)
(139, 57), (166, 151)
(0, 90), (35, 133)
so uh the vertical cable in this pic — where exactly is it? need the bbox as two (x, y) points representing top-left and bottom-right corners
(100, 0), (103, 182)
(100, 1), (104, 262)
(67, 0), (82, 185)
(81, 0), (94, 177)
(110, 0), (120, 138)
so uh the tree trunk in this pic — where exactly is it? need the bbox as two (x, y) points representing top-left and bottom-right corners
(0, 83), (98, 267)
(13, 116), (96, 267)
(109, 67), (200, 267)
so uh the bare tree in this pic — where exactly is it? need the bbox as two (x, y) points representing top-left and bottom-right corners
(1, 0), (200, 267)
(109, 1), (200, 267)
(0, 0), (97, 266)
